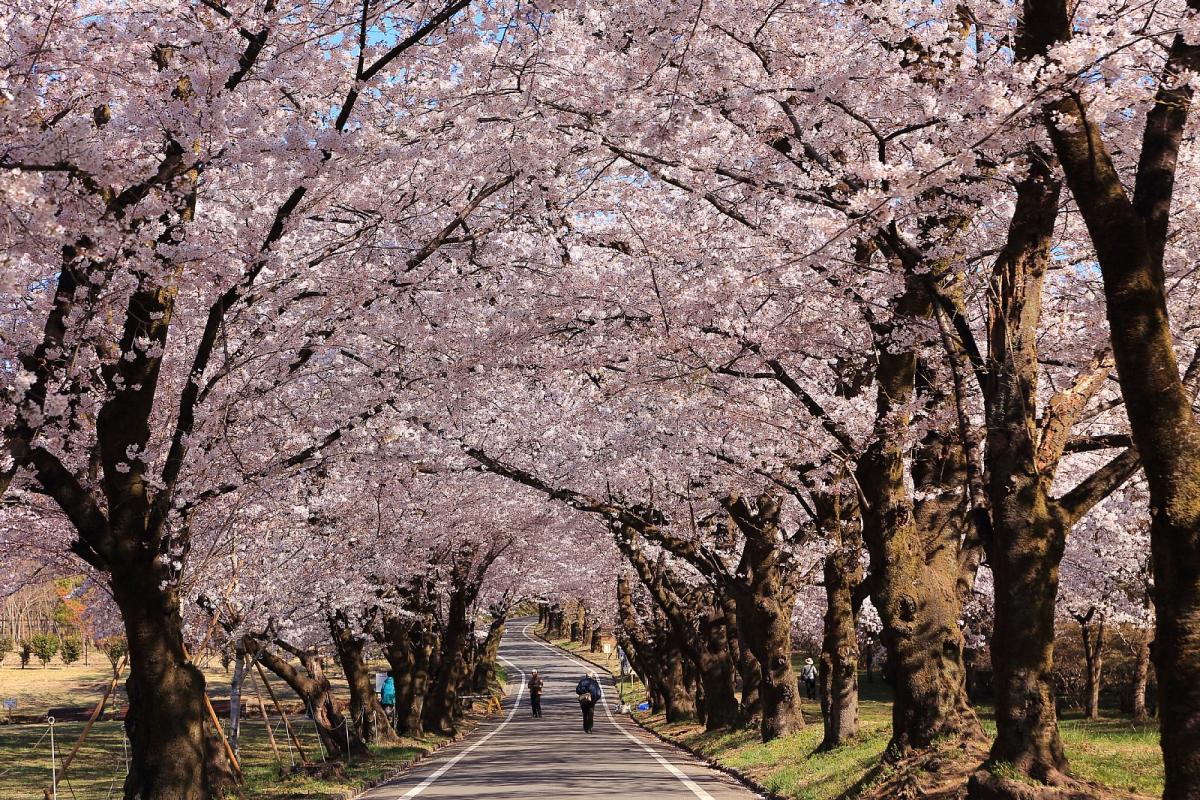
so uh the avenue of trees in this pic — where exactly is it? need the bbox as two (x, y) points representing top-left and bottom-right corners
(2, 0), (1200, 798)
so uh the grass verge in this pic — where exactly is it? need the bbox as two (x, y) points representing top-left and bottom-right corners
(538, 628), (1163, 799)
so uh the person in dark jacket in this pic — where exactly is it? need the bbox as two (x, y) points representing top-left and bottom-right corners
(575, 670), (602, 733)
(529, 669), (545, 718)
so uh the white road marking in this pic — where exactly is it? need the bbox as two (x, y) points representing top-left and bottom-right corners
(521, 624), (719, 800)
(394, 656), (526, 798)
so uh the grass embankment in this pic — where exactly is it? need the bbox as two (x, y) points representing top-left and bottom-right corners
(542, 629), (1162, 800)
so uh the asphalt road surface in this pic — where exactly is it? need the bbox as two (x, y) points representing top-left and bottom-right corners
(361, 618), (762, 799)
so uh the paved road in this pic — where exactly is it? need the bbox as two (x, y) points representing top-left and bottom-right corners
(361, 618), (761, 799)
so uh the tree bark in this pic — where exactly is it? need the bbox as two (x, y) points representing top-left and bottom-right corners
(1133, 628), (1153, 723)
(725, 494), (805, 741)
(471, 614), (506, 693)
(330, 613), (399, 744)
(116, 567), (232, 800)
(1076, 612), (1105, 721)
(855, 331), (981, 757)
(696, 591), (742, 730)
(815, 493), (862, 750)
(1020, 3), (1200, 794)
(229, 642), (247, 758)
(247, 636), (366, 761)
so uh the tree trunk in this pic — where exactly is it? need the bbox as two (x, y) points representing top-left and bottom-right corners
(723, 594), (760, 724)
(229, 642), (247, 758)
(1078, 614), (1105, 721)
(423, 571), (476, 735)
(405, 627), (436, 735)
(248, 637), (366, 760)
(987, 506), (1071, 781)
(857, 391), (981, 756)
(725, 494), (805, 741)
(471, 615), (505, 693)
(591, 629), (603, 653)
(976, 152), (1139, 788)
(658, 625), (699, 722)
(1021, 7), (1200, 792)
(330, 615), (399, 745)
(696, 594), (741, 730)
(616, 574), (668, 714)
(1133, 628), (1153, 722)
(738, 644), (762, 724)
(573, 603), (586, 642)
(816, 494), (862, 750)
(114, 565), (233, 800)
(614, 531), (702, 723)
(378, 608), (437, 737)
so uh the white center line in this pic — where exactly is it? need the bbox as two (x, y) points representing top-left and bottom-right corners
(395, 656), (526, 798)
(521, 624), (719, 800)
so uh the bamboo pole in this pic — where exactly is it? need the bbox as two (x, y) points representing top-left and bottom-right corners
(255, 661), (308, 763)
(248, 666), (282, 767)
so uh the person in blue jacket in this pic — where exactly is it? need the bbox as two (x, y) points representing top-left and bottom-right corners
(575, 670), (602, 733)
(381, 670), (397, 726)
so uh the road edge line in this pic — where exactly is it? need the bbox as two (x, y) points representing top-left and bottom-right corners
(392, 656), (526, 799)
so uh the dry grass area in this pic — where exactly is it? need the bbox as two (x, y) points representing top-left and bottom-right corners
(0, 656), (375, 720)
(0, 717), (448, 800)
(543, 630), (1163, 800)
(0, 654), (435, 800)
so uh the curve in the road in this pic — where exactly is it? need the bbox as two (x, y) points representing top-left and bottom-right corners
(360, 618), (761, 799)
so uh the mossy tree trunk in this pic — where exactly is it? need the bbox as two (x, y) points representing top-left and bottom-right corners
(1020, 3), (1200, 794)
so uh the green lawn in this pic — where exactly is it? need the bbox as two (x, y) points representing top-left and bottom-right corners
(543, 630), (1163, 800)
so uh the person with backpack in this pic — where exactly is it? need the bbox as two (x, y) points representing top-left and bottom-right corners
(801, 658), (817, 700)
(381, 670), (397, 726)
(575, 670), (602, 733)
(529, 669), (545, 718)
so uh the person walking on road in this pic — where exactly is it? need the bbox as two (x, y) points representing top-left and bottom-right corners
(529, 669), (545, 718)
(801, 658), (817, 700)
(575, 670), (602, 733)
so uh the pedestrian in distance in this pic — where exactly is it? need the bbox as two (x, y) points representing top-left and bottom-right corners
(575, 670), (602, 733)
(381, 670), (397, 727)
(801, 658), (817, 700)
(529, 669), (545, 717)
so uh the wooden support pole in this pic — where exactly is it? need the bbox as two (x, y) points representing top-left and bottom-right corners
(255, 661), (308, 763)
(45, 656), (127, 798)
(248, 666), (282, 767)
